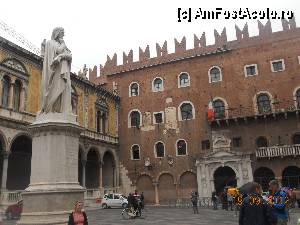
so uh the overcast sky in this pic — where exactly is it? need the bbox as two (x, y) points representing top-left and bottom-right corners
(1, 0), (300, 76)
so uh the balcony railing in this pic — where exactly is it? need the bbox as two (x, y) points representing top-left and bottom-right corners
(0, 106), (36, 124)
(212, 99), (299, 122)
(256, 144), (300, 158)
(81, 129), (119, 145)
(0, 190), (22, 204)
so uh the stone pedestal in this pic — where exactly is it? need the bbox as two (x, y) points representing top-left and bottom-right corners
(18, 114), (85, 225)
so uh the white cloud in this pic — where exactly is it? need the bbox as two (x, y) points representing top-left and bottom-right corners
(0, 0), (299, 75)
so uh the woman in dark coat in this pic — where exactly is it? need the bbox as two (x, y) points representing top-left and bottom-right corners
(68, 201), (88, 225)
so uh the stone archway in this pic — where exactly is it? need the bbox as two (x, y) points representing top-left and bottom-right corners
(136, 175), (155, 204)
(213, 166), (237, 194)
(7, 135), (32, 190)
(179, 171), (198, 199)
(158, 173), (176, 204)
(102, 151), (115, 188)
(85, 149), (100, 189)
(282, 166), (300, 188)
(253, 167), (275, 191)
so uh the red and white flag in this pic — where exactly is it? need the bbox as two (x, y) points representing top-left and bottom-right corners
(207, 100), (214, 122)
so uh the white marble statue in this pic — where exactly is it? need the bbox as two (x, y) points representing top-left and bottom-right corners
(40, 27), (72, 115)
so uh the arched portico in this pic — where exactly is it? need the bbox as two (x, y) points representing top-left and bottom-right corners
(7, 134), (32, 190)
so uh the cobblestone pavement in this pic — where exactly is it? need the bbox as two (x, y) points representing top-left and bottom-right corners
(3, 207), (300, 225)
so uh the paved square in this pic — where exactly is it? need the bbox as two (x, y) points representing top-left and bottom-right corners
(3, 207), (299, 225)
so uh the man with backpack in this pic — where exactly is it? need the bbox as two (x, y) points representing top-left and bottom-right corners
(239, 182), (277, 225)
(269, 180), (289, 225)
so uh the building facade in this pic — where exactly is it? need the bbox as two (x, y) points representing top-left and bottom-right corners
(0, 36), (120, 206)
(90, 18), (300, 203)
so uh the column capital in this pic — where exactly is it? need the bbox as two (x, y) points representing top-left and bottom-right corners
(2, 151), (9, 159)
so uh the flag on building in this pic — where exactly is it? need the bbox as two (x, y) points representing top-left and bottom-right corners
(207, 100), (214, 122)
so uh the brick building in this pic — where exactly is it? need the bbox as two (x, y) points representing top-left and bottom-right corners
(90, 18), (300, 203)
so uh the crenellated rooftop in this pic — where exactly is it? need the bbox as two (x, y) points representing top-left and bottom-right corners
(90, 18), (300, 79)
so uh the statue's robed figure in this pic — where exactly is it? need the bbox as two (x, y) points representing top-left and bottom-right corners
(40, 27), (72, 115)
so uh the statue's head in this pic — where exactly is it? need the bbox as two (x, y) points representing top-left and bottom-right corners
(51, 27), (64, 41)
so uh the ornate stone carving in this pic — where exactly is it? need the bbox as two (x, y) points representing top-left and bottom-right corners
(1, 58), (27, 74)
(212, 134), (231, 152)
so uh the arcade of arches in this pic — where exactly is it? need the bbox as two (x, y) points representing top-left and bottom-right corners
(0, 130), (119, 193)
(78, 148), (119, 191)
(135, 172), (198, 204)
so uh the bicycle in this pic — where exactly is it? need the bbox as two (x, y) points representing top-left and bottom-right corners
(121, 206), (142, 219)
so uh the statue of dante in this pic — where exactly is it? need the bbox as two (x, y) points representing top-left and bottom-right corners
(40, 27), (72, 115)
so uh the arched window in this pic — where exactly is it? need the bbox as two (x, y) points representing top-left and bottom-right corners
(129, 82), (139, 97)
(296, 89), (300, 109)
(1, 75), (10, 108)
(256, 136), (268, 148)
(177, 139), (187, 156)
(129, 110), (141, 127)
(292, 133), (300, 144)
(257, 94), (271, 114)
(131, 145), (140, 160)
(209, 67), (222, 83)
(178, 72), (190, 87)
(13, 80), (22, 111)
(155, 142), (165, 158)
(213, 99), (225, 119)
(152, 77), (163, 92)
(180, 102), (194, 120)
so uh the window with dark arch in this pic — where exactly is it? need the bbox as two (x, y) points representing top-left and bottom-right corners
(296, 89), (300, 109)
(210, 67), (221, 82)
(213, 100), (225, 119)
(177, 140), (187, 155)
(130, 83), (139, 96)
(130, 111), (140, 127)
(2, 76), (10, 108)
(256, 137), (268, 148)
(293, 134), (300, 144)
(155, 142), (165, 157)
(257, 94), (271, 114)
(180, 103), (193, 120)
(153, 78), (163, 91)
(179, 73), (189, 87)
(131, 145), (140, 160)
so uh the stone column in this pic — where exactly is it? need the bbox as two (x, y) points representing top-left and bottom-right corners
(154, 182), (159, 205)
(81, 160), (86, 187)
(247, 160), (253, 182)
(19, 83), (27, 112)
(196, 160), (203, 197)
(8, 80), (15, 109)
(205, 164), (211, 197)
(238, 162), (244, 187)
(99, 161), (103, 189)
(1, 152), (9, 189)
(0, 72), (4, 105)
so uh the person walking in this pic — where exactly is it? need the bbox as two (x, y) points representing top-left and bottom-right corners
(239, 182), (277, 225)
(68, 201), (88, 225)
(223, 189), (228, 210)
(140, 192), (145, 209)
(191, 191), (199, 214)
(269, 180), (289, 225)
(227, 190), (233, 211)
(212, 191), (218, 210)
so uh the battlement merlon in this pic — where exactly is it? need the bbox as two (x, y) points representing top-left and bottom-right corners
(91, 18), (298, 78)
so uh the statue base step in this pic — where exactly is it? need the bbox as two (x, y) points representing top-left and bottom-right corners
(17, 187), (84, 225)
